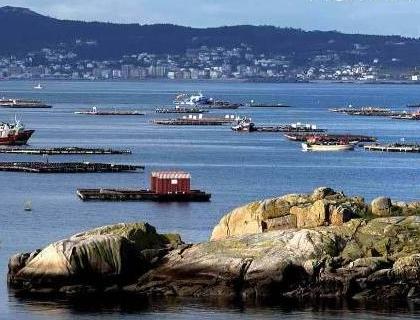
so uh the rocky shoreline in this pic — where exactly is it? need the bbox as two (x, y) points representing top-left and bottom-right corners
(8, 187), (420, 303)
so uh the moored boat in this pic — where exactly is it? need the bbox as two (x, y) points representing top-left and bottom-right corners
(302, 142), (355, 152)
(302, 136), (354, 151)
(174, 92), (242, 109)
(0, 120), (34, 145)
(231, 117), (256, 131)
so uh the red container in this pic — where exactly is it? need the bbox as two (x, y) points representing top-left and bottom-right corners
(150, 171), (191, 194)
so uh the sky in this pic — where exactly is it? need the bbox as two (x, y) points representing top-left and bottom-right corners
(1, 0), (420, 37)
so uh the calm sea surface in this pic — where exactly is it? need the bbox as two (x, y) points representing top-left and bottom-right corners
(0, 80), (419, 319)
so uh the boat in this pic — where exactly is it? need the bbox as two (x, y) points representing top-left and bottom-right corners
(0, 98), (51, 108)
(33, 83), (43, 90)
(231, 117), (256, 132)
(302, 136), (355, 151)
(302, 142), (355, 152)
(0, 119), (34, 145)
(174, 92), (210, 106)
(74, 106), (144, 116)
(174, 92), (242, 109)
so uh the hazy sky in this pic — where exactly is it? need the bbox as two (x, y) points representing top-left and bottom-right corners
(1, 0), (420, 37)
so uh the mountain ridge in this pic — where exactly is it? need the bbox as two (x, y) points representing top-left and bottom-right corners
(1, 6), (420, 67)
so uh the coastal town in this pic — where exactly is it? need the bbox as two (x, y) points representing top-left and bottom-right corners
(1, 43), (419, 82)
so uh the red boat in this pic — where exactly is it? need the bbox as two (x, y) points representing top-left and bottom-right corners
(0, 121), (34, 145)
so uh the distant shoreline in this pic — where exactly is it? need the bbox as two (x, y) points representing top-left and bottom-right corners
(1, 78), (420, 85)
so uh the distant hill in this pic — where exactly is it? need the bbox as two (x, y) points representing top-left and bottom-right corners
(1, 6), (420, 67)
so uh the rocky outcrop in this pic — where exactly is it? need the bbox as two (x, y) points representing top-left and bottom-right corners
(8, 223), (182, 294)
(124, 215), (420, 301)
(7, 189), (420, 303)
(211, 187), (368, 240)
(211, 187), (420, 241)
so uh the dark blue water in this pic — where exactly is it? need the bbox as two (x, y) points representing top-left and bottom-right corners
(0, 80), (419, 319)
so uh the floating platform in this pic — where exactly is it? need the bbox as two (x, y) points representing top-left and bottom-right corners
(153, 116), (238, 126)
(155, 107), (209, 114)
(0, 147), (131, 155)
(284, 133), (377, 143)
(251, 126), (326, 133)
(76, 188), (211, 202)
(75, 110), (144, 116)
(391, 114), (420, 120)
(248, 103), (291, 108)
(329, 107), (401, 117)
(200, 101), (242, 109)
(364, 143), (420, 153)
(0, 162), (143, 173)
(0, 99), (51, 108)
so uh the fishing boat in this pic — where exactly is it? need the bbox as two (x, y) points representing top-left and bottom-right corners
(0, 119), (34, 145)
(231, 117), (256, 132)
(302, 143), (355, 152)
(302, 136), (355, 151)
(174, 92), (242, 109)
(174, 92), (210, 106)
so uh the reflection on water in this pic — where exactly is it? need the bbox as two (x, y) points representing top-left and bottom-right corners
(8, 293), (420, 319)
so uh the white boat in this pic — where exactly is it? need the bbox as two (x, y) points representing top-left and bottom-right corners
(302, 142), (355, 152)
(34, 83), (43, 90)
(231, 117), (255, 132)
(174, 92), (210, 106)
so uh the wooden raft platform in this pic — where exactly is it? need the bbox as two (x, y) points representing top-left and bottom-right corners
(284, 133), (377, 142)
(153, 118), (236, 126)
(155, 107), (209, 114)
(0, 162), (144, 173)
(252, 126), (326, 133)
(0, 147), (131, 155)
(364, 144), (420, 153)
(77, 189), (211, 202)
(75, 111), (144, 116)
